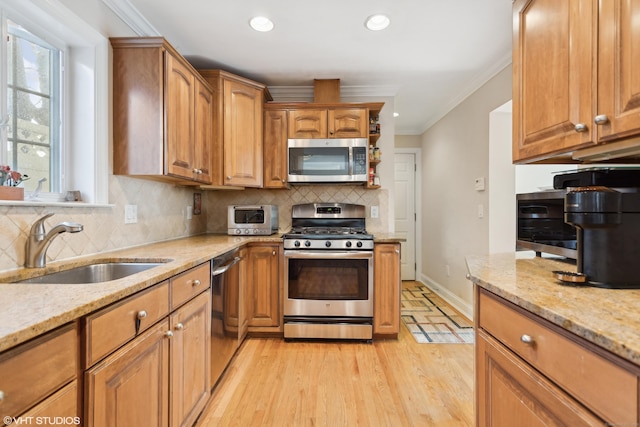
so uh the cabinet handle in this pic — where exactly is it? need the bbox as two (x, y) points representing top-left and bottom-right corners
(0, 390), (4, 401)
(192, 279), (201, 286)
(272, 251), (276, 256)
(175, 323), (184, 331)
(226, 176), (232, 180)
(520, 334), (534, 345)
(137, 310), (148, 320)
(165, 330), (174, 338)
(594, 115), (609, 125)
(574, 123), (588, 133)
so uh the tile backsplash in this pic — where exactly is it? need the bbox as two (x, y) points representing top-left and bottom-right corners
(0, 179), (389, 272)
(204, 185), (389, 235)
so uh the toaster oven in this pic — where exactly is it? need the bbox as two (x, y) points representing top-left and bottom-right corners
(227, 205), (279, 236)
(516, 190), (577, 259)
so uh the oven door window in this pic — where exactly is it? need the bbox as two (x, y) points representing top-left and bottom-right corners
(288, 147), (349, 176)
(288, 257), (369, 300)
(233, 209), (265, 224)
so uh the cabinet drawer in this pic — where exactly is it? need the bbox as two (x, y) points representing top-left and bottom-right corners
(478, 290), (638, 424)
(21, 380), (78, 423)
(171, 262), (210, 309)
(0, 323), (77, 420)
(84, 281), (169, 367)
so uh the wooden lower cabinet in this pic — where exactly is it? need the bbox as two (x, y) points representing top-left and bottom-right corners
(246, 243), (282, 333)
(373, 243), (401, 338)
(477, 331), (603, 426)
(170, 291), (211, 427)
(22, 380), (79, 426)
(85, 320), (170, 427)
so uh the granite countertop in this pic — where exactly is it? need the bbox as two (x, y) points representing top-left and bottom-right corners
(466, 252), (640, 366)
(0, 232), (400, 353)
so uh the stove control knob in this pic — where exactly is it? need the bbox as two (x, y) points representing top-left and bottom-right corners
(356, 241), (363, 248)
(304, 240), (311, 247)
(345, 241), (352, 248)
(294, 240), (301, 247)
(325, 241), (332, 248)
(235, 229), (242, 235)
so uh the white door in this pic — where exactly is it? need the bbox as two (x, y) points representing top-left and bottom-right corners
(394, 153), (416, 280)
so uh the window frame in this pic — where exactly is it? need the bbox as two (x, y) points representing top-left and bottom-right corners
(0, 0), (109, 205)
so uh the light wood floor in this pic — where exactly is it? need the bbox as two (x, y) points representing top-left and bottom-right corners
(195, 282), (475, 426)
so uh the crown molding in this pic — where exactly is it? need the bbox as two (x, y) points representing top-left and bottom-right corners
(100, 0), (160, 36)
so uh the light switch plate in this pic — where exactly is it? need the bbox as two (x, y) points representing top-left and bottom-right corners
(475, 177), (485, 191)
(124, 204), (138, 224)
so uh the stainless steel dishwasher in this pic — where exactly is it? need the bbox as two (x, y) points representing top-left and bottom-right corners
(210, 249), (243, 388)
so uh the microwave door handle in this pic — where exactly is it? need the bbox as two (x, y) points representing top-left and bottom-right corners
(348, 146), (353, 175)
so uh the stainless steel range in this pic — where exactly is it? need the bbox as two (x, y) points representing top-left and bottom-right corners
(283, 203), (374, 340)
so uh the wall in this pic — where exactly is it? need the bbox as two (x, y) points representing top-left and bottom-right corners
(419, 65), (512, 315)
(395, 135), (422, 148)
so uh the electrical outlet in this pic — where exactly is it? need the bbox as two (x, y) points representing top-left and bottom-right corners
(124, 205), (137, 224)
(477, 204), (484, 219)
(370, 205), (379, 218)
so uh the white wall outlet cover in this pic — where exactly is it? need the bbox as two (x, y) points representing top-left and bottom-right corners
(370, 205), (379, 218)
(124, 204), (138, 224)
(474, 177), (486, 191)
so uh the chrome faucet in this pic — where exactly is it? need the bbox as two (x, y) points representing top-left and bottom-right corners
(25, 213), (84, 268)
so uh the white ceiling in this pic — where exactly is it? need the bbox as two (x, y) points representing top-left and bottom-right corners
(119, 0), (513, 135)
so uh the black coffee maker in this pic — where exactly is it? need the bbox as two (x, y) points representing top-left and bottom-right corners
(564, 186), (640, 289)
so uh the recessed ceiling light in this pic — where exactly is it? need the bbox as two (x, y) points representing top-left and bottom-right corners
(249, 16), (274, 32)
(365, 14), (390, 31)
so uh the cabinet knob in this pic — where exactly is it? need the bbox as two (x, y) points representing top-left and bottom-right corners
(192, 279), (201, 286)
(574, 123), (588, 133)
(272, 251), (276, 256)
(175, 323), (184, 331)
(594, 115), (609, 125)
(520, 334), (535, 345)
(165, 330), (174, 338)
(137, 310), (148, 320)
(282, 179), (286, 183)
(226, 176), (232, 181)
(0, 390), (4, 401)
(329, 130), (334, 135)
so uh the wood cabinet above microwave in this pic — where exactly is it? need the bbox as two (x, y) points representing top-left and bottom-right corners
(288, 108), (368, 139)
(111, 37), (213, 185)
(512, 0), (640, 164)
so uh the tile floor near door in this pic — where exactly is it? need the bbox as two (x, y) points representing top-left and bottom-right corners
(196, 281), (475, 427)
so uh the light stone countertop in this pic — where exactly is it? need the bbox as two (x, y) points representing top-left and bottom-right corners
(0, 233), (401, 353)
(466, 252), (640, 366)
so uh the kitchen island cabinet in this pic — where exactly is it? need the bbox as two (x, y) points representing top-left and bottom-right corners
(468, 253), (640, 426)
(373, 243), (401, 338)
(513, 0), (640, 163)
(199, 70), (269, 188)
(111, 37), (213, 184)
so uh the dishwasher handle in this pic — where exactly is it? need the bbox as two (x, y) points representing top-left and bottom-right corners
(212, 256), (241, 277)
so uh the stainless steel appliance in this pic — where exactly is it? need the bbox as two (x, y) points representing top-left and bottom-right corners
(283, 203), (374, 340)
(516, 190), (577, 259)
(287, 138), (369, 183)
(227, 205), (278, 235)
(210, 249), (243, 387)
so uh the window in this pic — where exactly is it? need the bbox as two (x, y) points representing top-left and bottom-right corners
(0, 0), (109, 204)
(4, 18), (62, 193)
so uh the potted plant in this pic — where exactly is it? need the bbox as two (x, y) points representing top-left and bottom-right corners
(0, 165), (29, 200)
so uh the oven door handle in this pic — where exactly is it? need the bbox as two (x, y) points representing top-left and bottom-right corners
(284, 250), (373, 259)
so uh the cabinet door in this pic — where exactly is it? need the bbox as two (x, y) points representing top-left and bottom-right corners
(477, 331), (604, 427)
(85, 320), (170, 427)
(373, 243), (401, 337)
(328, 108), (368, 138)
(512, 0), (595, 162)
(170, 291), (211, 427)
(288, 109), (327, 138)
(263, 109), (288, 188)
(194, 79), (213, 184)
(247, 244), (280, 329)
(223, 80), (263, 187)
(597, 0), (640, 143)
(165, 52), (196, 179)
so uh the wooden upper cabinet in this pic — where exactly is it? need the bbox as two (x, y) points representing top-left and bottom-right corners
(512, 0), (595, 163)
(514, 0), (640, 163)
(288, 108), (367, 139)
(263, 109), (289, 188)
(199, 70), (267, 187)
(111, 37), (213, 184)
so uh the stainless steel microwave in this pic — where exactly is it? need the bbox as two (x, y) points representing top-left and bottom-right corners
(227, 205), (278, 235)
(287, 138), (369, 183)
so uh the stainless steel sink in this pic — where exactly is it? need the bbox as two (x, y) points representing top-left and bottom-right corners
(15, 261), (167, 284)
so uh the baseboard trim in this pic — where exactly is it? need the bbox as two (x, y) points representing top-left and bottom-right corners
(417, 275), (474, 320)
